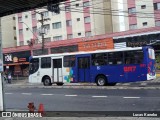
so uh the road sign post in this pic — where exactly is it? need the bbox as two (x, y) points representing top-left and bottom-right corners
(0, 18), (4, 111)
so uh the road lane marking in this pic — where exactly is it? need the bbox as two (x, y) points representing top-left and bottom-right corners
(65, 95), (77, 97)
(5, 93), (13, 94)
(123, 97), (140, 99)
(41, 94), (54, 96)
(22, 93), (32, 95)
(92, 96), (107, 98)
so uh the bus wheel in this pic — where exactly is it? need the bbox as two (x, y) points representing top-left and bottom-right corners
(56, 83), (64, 86)
(43, 77), (51, 86)
(96, 75), (107, 86)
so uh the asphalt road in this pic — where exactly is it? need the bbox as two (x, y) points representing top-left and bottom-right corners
(3, 87), (160, 113)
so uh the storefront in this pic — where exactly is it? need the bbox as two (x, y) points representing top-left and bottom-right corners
(113, 33), (160, 70)
(3, 51), (31, 77)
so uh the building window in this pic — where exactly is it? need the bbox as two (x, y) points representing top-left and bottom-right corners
(43, 24), (50, 32)
(19, 41), (24, 46)
(42, 11), (49, 17)
(154, 3), (160, 10)
(14, 36), (17, 40)
(78, 33), (81, 36)
(18, 17), (22, 22)
(52, 22), (62, 29)
(19, 29), (23, 34)
(77, 18), (80, 21)
(67, 34), (73, 39)
(128, 7), (136, 14)
(129, 24), (137, 30)
(32, 14), (36, 19)
(66, 20), (72, 26)
(26, 28), (29, 31)
(65, 6), (71, 12)
(141, 5), (146, 9)
(53, 36), (62, 41)
(44, 37), (51, 42)
(76, 4), (79, 7)
(143, 22), (147, 26)
(13, 26), (16, 30)
(25, 15), (28, 18)
(85, 31), (91, 37)
(83, 1), (90, 7)
(84, 16), (90, 23)
(155, 21), (160, 26)
(33, 26), (37, 33)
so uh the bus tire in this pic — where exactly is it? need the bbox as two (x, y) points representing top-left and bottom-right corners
(96, 75), (107, 86)
(56, 83), (64, 86)
(43, 77), (52, 86)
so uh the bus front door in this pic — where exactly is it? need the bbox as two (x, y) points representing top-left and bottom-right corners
(52, 58), (63, 83)
(78, 57), (90, 82)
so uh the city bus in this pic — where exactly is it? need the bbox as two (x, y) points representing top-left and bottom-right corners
(29, 46), (156, 86)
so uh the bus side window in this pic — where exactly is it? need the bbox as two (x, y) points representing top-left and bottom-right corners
(126, 59), (130, 64)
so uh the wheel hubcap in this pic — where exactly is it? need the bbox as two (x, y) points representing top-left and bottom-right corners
(45, 79), (50, 85)
(98, 78), (105, 86)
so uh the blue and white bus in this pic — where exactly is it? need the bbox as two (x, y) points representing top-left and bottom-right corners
(29, 46), (156, 86)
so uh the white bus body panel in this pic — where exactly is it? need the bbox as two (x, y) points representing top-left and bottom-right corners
(147, 74), (156, 80)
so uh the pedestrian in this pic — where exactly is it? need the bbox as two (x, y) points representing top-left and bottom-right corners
(7, 72), (12, 84)
(2, 72), (7, 83)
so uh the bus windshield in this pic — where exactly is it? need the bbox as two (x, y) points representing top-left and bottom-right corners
(29, 58), (39, 75)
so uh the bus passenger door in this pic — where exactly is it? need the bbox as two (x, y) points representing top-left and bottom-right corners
(52, 58), (63, 83)
(78, 57), (90, 82)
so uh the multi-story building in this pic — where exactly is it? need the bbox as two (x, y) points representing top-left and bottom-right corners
(1, 14), (17, 48)
(14, 0), (131, 46)
(127, 0), (160, 30)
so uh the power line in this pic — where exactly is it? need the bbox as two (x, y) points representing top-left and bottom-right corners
(60, 7), (158, 19)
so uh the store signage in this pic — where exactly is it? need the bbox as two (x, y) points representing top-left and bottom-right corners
(78, 38), (114, 51)
(126, 41), (149, 47)
(4, 54), (12, 62)
(3, 51), (30, 64)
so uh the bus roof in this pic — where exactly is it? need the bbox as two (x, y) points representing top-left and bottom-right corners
(31, 47), (145, 58)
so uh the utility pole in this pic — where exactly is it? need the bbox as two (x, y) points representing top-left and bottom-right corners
(35, 11), (50, 55)
(39, 13), (45, 54)
(35, 3), (60, 54)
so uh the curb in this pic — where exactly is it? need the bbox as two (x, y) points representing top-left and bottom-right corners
(5, 84), (160, 90)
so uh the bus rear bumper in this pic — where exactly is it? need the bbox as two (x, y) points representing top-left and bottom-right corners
(147, 74), (156, 80)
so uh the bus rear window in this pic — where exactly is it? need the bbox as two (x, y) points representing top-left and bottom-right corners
(63, 55), (76, 67)
(148, 48), (155, 59)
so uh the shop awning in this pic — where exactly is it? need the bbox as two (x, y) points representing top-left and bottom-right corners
(4, 62), (29, 66)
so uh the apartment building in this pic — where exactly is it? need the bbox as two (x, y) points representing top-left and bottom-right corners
(1, 0), (159, 49)
(127, 0), (160, 30)
(1, 14), (17, 48)
(14, 0), (126, 47)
